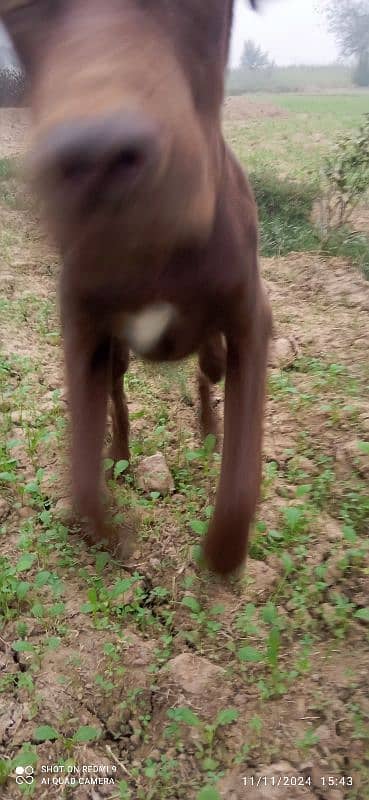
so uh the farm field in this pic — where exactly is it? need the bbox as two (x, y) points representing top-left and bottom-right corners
(224, 93), (369, 180)
(1, 95), (369, 799)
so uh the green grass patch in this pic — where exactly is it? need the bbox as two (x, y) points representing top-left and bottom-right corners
(250, 170), (319, 256)
(0, 156), (18, 181)
(266, 92), (369, 121)
(323, 228), (369, 279)
(248, 169), (369, 275)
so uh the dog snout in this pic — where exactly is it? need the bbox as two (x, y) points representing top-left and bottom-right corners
(31, 112), (161, 203)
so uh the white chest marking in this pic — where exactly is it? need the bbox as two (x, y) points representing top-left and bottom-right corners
(125, 303), (175, 355)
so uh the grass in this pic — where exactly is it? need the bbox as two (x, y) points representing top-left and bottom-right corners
(224, 94), (369, 273)
(250, 170), (319, 256)
(226, 93), (369, 182)
(267, 92), (369, 119)
(324, 228), (369, 279)
(249, 169), (369, 273)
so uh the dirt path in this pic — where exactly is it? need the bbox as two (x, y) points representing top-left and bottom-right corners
(1, 168), (369, 798)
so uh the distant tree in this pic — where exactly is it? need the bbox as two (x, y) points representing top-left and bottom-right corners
(353, 50), (369, 85)
(241, 39), (271, 70)
(324, 0), (369, 86)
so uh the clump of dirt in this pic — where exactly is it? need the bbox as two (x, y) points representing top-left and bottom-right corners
(223, 95), (289, 123)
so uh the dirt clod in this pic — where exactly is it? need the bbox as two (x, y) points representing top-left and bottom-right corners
(164, 653), (230, 713)
(136, 452), (175, 494)
(243, 558), (278, 602)
(269, 335), (300, 369)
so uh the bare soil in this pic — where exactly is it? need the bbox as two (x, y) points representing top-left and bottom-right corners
(223, 95), (289, 123)
(0, 108), (30, 157)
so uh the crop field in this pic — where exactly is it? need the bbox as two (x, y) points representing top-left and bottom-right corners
(226, 65), (354, 95)
(1, 95), (369, 800)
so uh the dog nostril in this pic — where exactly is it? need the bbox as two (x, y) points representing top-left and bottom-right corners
(60, 155), (94, 183)
(60, 147), (147, 186)
(115, 148), (144, 170)
(38, 114), (160, 194)
(103, 146), (147, 183)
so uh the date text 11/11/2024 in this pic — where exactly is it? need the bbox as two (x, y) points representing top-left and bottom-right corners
(242, 776), (354, 789)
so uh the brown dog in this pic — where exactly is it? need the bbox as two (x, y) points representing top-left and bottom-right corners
(1, 0), (272, 574)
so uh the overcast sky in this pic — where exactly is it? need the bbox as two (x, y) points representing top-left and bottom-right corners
(230, 0), (339, 66)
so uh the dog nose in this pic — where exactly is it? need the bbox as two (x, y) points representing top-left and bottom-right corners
(33, 113), (160, 199)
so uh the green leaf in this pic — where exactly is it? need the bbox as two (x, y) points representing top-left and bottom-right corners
(238, 646), (263, 663)
(186, 449), (202, 461)
(281, 553), (294, 574)
(0, 472), (16, 483)
(31, 603), (45, 619)
(261, 602), (279, 625)
(49, 602), (65, 617)
(95, 552), (110, 573)
(296, 484), (312, 497)
(16, 581), (31, 600)
(189, 520), (207, 536)
(266, 627), (281, 669)
(131, 409), (145, 420)
(144, 765), (156, 778)
(111, 578), (135, 599)
(283, 506), (303, 531)
(73, 726), (100, 743)
(12, 640), (34, 653)
(358, 441), (369, 455)
(25, 480), (41, 495)
(35, 570), (52, 588)
(181, 595), (201, 614)
(216, 708), (239, 726)
(167, 707), (201, 727)
(15, 553), (36, 573)
(354, 608), (369, 623)
(203, 434), (216, 456)
(34, 725), (59, 742)
(343, 525), (357, 543)
(210, 604), (225, 616)
(197, 787), (221, 800)
(114, 460), (129, 479)
(202, 757), (219, 771)
(12, 746), (37, 770)
(192, 544), (203, 565)
(80, 602), (95, 614)
(45, 637), (61, 651)
(118, 779), (131, 799)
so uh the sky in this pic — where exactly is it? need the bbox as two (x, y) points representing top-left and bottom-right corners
(230, 0), (339, 67)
